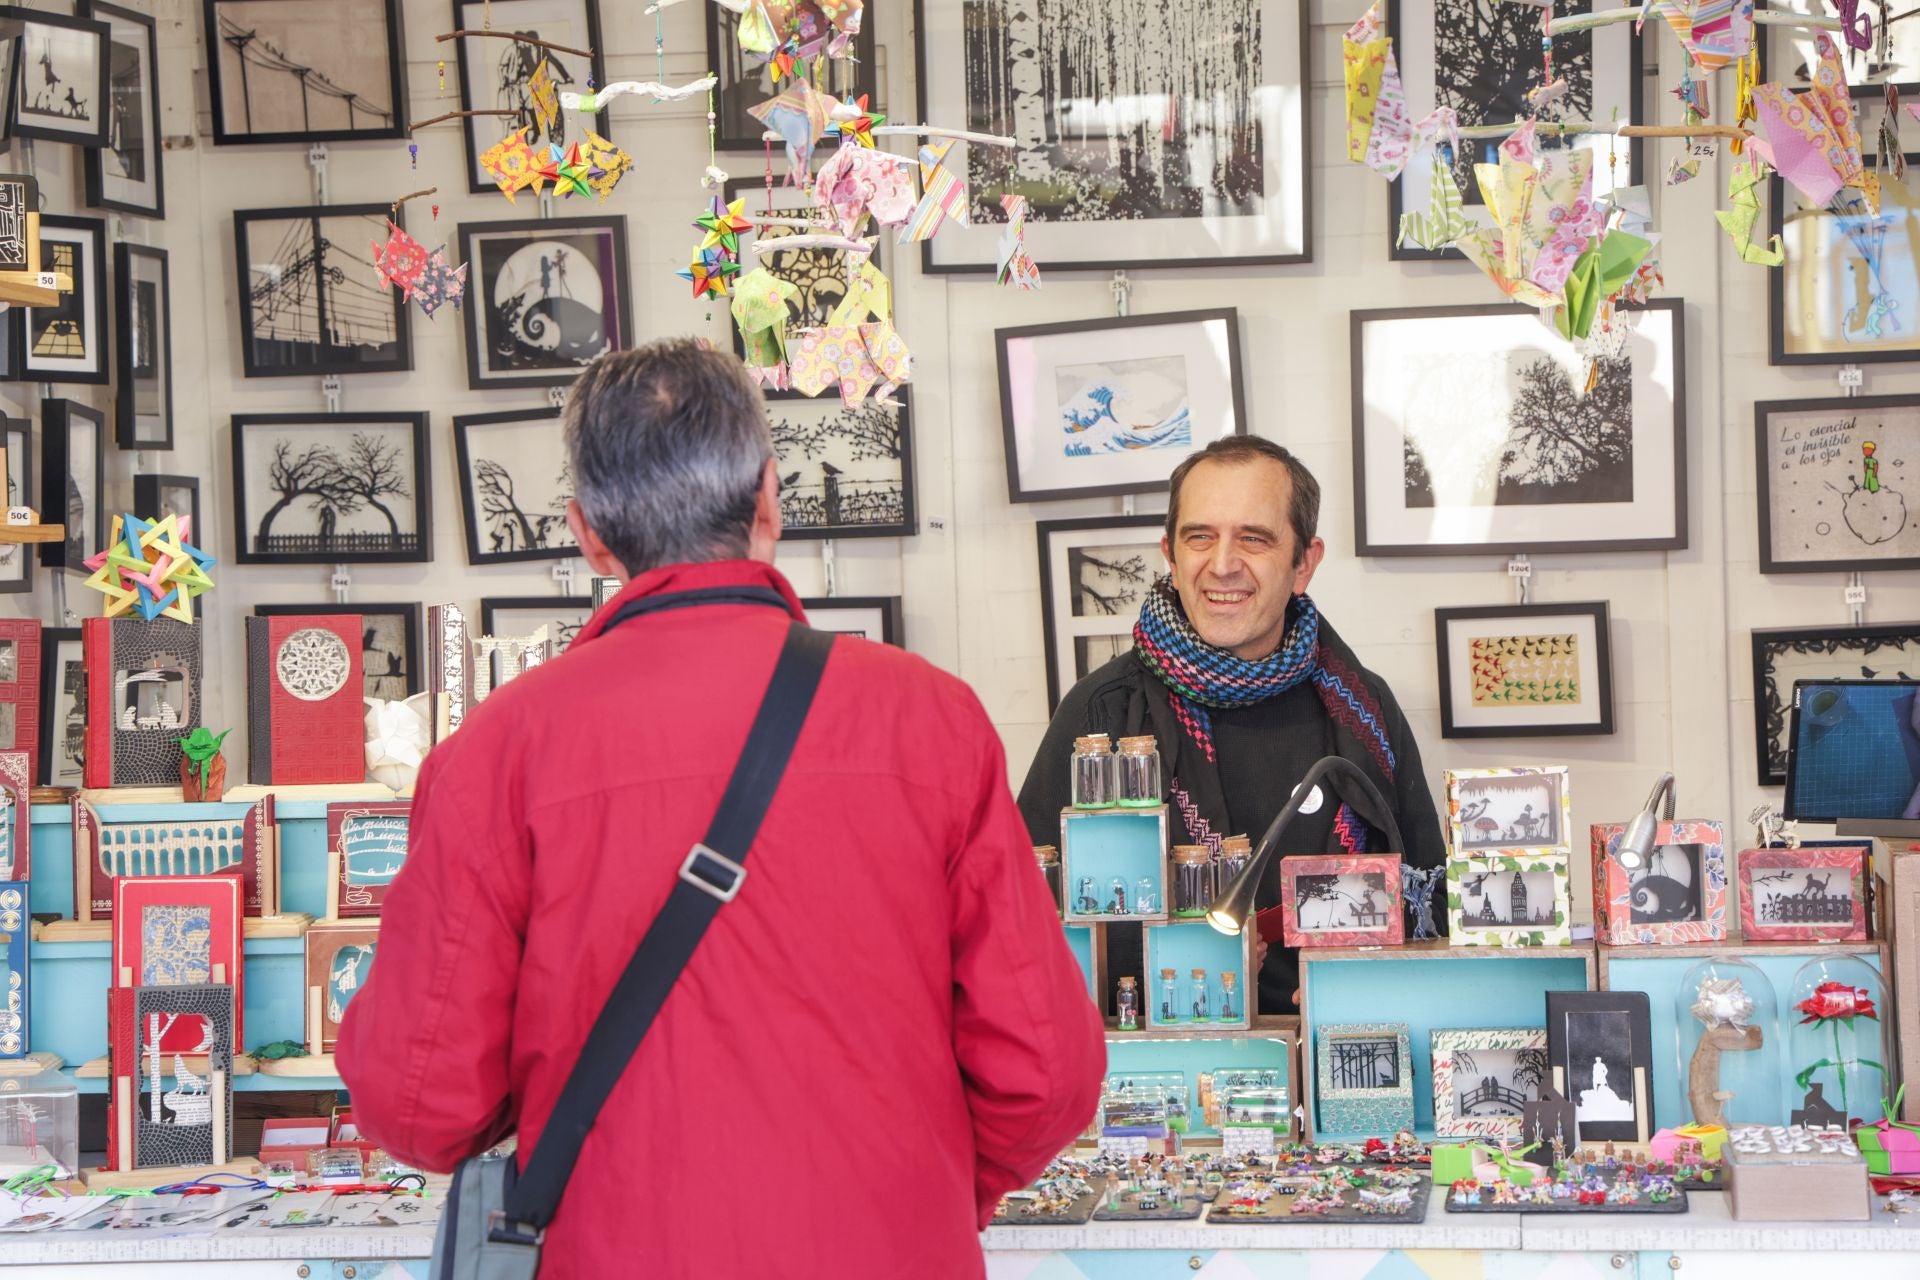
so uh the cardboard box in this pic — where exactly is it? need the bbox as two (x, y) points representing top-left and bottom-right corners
(1725, 1142), (1869, 1221)
(257, 1117), (329, 1167)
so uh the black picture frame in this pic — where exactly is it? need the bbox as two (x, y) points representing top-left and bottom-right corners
(451, 406), (578, 565)
(230, 412), (432, 565)
(1783, 677), (1920, 823)
(1753, 393), (1920, 574)
(801, 596), (902, 646)
(1, 6), (110, 147)
(1751, 622), (1920, 786)
(452, 0), (608, 195)
(995, 308), (1248, 504)
(255, 601), (423, 702)
(1036, 512), (1165, 709)
(14, 214), (109, 385)
(80, 0), (163, 217)
(113, 242), (172, 449)
(204, 0), (408, 144)
(479, 595), (592, 654)
(1768, 151), (1920, 366)
(707, 3), (875, 151)
(1385, 0), (1644, 263)
(36, 625), (81, 787)
(39, 398), (104, 570)
(769, 393), (916, 541)
(132, 472), (200, 539)
(1759, 4), (1920, 100)
(1434, 601), (1616, 739)
(0, 173), (36, 275)
(0, 418), (32, 595)
(911, 0), (1311, 273)
(456, 214), (632, 390)
(1352, 299), (1688, 556)
(1545, 989), (1653, 1145)
(233, 203), (412, 378)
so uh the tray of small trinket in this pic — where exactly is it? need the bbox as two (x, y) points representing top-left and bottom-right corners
(1092, 1180), (1207, 1221)
(1209, 1174), (1430, 1224)
(990, 1189), (1102, 1226)
(1445, 1182), (1689, 1214)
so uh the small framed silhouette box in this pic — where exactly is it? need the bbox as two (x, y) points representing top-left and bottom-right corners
(1446, 766), (1573, 857)
(1738, 844), (1869, 944)
(1447, 853), (1572, 947)
(1279, 853), (1405, 949)
(1590, 819), (1728, 946)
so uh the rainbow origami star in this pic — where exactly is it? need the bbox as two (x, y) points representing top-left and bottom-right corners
(81, 513), (216, 622)
(678, 246), (740, 299)
(827, 94), (885, 147)
(694, 197), (753, 255)
(769, 37), (800, 81)
(538, 140), (596, 199)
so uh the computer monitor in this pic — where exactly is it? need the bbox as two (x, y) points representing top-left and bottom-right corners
(1783, 679), (1920, 824)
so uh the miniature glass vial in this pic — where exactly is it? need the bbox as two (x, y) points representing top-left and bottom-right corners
(1116, 976), (1139, 1030)
(1220, 971), (1238, 1021)
(1159, 968), (1179, 1023)
(1190, 968), (1210, 1020)
(1034, 845), (1062, 916)
(1116, 735), (1163, 806)
(1071, 734), (1119, 809)
(1218, 834), (1253, 895)
(1173, 845), (1214, 917)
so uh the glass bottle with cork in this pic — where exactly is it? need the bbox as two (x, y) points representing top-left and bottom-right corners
(1116, 976), (1139, 1030)
(1173, 844), (1213, 917)
(1033, 844), (1061, 916)
(1115, 735), (1162, 806)
(1070, 734), (1119, 809)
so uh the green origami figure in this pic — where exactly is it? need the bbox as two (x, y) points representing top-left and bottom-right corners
(1715, 158), (1785, 267)
(177, 726), (230, 794)
(1397, 158), (1470, 251)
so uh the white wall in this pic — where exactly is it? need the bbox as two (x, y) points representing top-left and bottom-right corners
(3, 0), (1914, 913)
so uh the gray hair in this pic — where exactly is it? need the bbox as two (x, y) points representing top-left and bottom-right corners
(564, 340), (773, 575)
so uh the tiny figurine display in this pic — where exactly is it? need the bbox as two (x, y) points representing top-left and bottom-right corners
(1738, 844), (1870, 943)
(1446, 1148), (1689, 1215)
(1315, 1022), (1415, 1137)
(1143, 921), (1251, 1029)
(1099, 1072), (1191, 1157)
(1116, 975), (1138, 1031)
(81, 616), (205, 788)
(177, 727), (230, 802)
(1171, 844), (1213, 917)
(1590, 818), (1727, 945)
(1113, 735), (1162, 806)
(988, 1157), (1102, 1225)
(1279, 853), (1405, 949)
(1210, 1165), (1430, 1224)
(327, 800), (412, 918)
(1446, 766), (1573, 857)
(1091, 1155), (1205, 1222)
(1446, 853), (1571, 947)
(1033, 844), (1061, 915)
(1430, 1027), (1550, 1140)
(1070, 733), (1118, 809)
(245, 614), (366, 785)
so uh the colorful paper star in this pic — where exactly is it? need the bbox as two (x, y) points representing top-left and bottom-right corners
(827, 94), (886, 147)
(576, 131), (634, 201)
(769, 37), (800, 81)
(539, 141), (597, 199)
(80, 514), (216, 622)
(678, 247), (741, 299)
(694, 197), (753, 255)
(480, 126), (544, 202)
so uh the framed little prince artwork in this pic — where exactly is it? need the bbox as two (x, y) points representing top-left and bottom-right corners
(1754, 394), (1920, 574)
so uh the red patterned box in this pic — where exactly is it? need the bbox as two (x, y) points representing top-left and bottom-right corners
(1590, 819), (1727, 945)
(1278, 853), (1405, 949)
(1739, 844), (1869, 943)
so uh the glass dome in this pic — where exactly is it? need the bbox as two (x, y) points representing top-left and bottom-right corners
(1787, 953), (1890, 1128)
(1675, 957), (1782, 1127)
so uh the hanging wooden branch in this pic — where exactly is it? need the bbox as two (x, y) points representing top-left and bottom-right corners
(390, 187), (438, 212)
(1543, 5), (1840, 36)
(435, 29), (593, 58)
(1453, 119), (1752, 142)
(869, 124), (1016, 148)
(410, 108), (518, 132)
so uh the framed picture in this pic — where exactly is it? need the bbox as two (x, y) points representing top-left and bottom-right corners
(256, 602), (421, 702)
(1445, 766), (1573, 856)
(480, 596), (591, 683)
(457, 215), (631, 390)
(1036, 513), (1164, 709)
(113, 983), (235, 1169)
(229, 412), (431, 565)
(1590, 818), (1728, 946)
(1430, 1027), (1549, 1140)
(709, 8), (873, 150)
(0, 753), (26, 881)
(0, 883), (23, 1059)
(801, 596), (901, 646)
(1314, 1021), (1415, 1137)
(996, 309), (1246, 504)
(205, 0), (407, 144)
(0, 419), (32, 594)
(1387, 0), (1642, 262)
(1763, 4), (1920, 98)
(113, 243), (172, 448)
(1752, 623), (1920, 785)
(234, 204), (411, 378)
(15, 215), (108, 385)
(0, 174), (36, 273)
(2, 7), (109, 146)
(769, 394), (915, 541)
(132, 473), (199, 538)
(35, 627), (81, 787)
(1754, 395), (1920, 573)
(39, 398), (105, 570)
(1446, 853), (1572, 947)
(1434, 603), (1615, 738)
(1739, 843), (1870, 943)
(306, 920), (379, 1054)
(111, 874), (245, 1050)
(452, 0), (607, 193)
(913, 0), (1309, 272)
(1545, 989), (1654, 1145)
(0, 624), (40, 779)
(590, 576), (618, 609)
(1770, 153), (1920, 364)
(327, 799), (411, 918)
(452, 408), (578, 564)
(1278, 853), (1405, 949)
(81, 1), (163, 217)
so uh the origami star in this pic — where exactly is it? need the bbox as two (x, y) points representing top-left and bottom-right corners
(528, 59), (561, 140)
(480, 126), (544, 202)
(572, 130), (633, 202)
(80, 513), (216, 622)
(996, 193), (1040, 290)
(539, 141), (596, 199)
(695, 197), (754, 255)
(678, 247), (741, 299)
(1749, 33), (1879, 212)
(371, 220), (430, 300)
(769, 37), (800, 81)
(413, 247), (469, 318)
(827, 94), (886, 147)
(1714, 157), (1785, 266)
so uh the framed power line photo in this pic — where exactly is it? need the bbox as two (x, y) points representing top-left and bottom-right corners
(232, 203), (413, 378)
(203, 0), (408, 144)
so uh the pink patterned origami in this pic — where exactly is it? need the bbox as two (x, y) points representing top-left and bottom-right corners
(371, 220), (430, 300)
(1750, 32), (1880, 211)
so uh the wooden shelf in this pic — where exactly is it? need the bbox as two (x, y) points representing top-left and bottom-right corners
(1301, 939), (1598, 963)
(76, 782), (410, 805)
(83, 1157), (260, 1190)
(35, 912), (314, 944)
(255, 1051), (338, 1078)
(1105, 1013), (1297, 1042)
(1596, 936), (1883, 959)
(78, 1053), (257, 1078)
(0, 523), (64, 544)
(0, 1051), (61, 1076)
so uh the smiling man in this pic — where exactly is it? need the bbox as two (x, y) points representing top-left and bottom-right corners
(1018, 436), (1446, 1013)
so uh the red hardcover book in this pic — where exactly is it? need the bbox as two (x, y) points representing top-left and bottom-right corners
(111, 873), (245, 1051)
(0, 620), (41, 764)
(82, 617), (203, 788)
(328, 799), (411, 917)
(74, 795), (276, 921)
(246, 615), (365, 785)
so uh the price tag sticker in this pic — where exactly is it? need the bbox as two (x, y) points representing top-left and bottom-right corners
(551, 561), (575, 588)
(1507, 558), (1533, 580)
(1838, 366), (1865, 390)
(5, 508), (31, 526)
(1844, 583), (1867, 606)
(329, 571), (351, 595)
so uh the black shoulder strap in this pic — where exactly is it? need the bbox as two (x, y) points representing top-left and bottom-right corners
(495, 620), (834, 1238)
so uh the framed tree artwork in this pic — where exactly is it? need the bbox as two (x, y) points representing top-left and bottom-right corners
(453, 407), (577, 564)
(769, 395), (914, 541)
(452, 0), (608, 194)
(35, 628), (82, 787)
(1751, 622), (1920, 785)
(39, 399), (104, 570)
(708, 7), (874, 150)
(1387, 0), (1642, 262)
(1036, 513), (1164, 708)
(204, 0), (407, 144)
(133, 474), (199, 540)
(230, 413), (431, 565)
(113, 243), (172, 449)
(914, 0), (1309, 271)
(456, 216), (631, 390)
(1314, 1022), (1415, 1137)
(1353, 300), (1687, 556)
(1769, 152), (1920, 364)
(233, 204), (412, 378)
(801, 597), (902, 646)
(81, 1), (163, 217)
(997, 309), (1247, 503)
(0, 419), (31, 594)
(14, 215), (108, 385)
(256, 602), (421, 703)
(1, 7), (110, 146)
(1434, 603), (1615, 738)
(1754, 395), (1920, 573)
(727, 176), (888, 385)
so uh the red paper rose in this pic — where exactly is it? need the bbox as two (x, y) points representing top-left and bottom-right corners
(1795, 980), (1878, 1024)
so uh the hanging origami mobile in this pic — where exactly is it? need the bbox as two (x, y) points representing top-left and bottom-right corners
(679, 246), (741, 299)
(528, 59), (562, 141)
(731, 267), (801, 388)
(1833, 0), (1876, 51)
(996, 193), (1040, 290)
(1342, 1), (1459, 181)
(480, 126), (545, 202)
(574, 131), (634, 201)
(1396, 156), (1469, 251)
(738, 0), (860, 61)
(748, 80), (835, 174)
(900, 139), (968, 242)
(826, 94), (885, 147)
(562, 77), (718, 110)
(1714, 157), (1785, 266)
(538, 140), (597, 198)
(1749, 33), (1879, 212)
(371, 220), (431, 300)
(816, 144), (915, 228)
(695, 196), (754, 254)
(82, 514), (216, 623)
(1454, 123), (1606, 309)
(788, 318), (910, 406)
(1653, 0), (1757, 74)
(412, 248), (469, 318)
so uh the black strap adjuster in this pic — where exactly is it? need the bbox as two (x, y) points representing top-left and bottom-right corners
(486, 1209), (545, 1247)
(678, 843), (747, 903)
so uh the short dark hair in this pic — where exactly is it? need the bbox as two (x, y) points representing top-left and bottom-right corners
(564, 340), (773, 575)
(1164, 436), (1320, 565)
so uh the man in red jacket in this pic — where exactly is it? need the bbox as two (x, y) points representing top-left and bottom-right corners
(337, 341), (1105, 1278)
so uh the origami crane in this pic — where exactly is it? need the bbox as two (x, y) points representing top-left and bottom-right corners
(413, 248), (468, 318)
(1749, 32), (1879, 212)
(748, 80), (834, 174)
(1552, 227), (1654, 341)
(480, 126), (545, 202)
(1396, 157), (1468, 251)
(899, 139), (968, 242)
(739, 0), (861, 61)
(695, 197), (754, 255)
(1342, 1), (1459, 181)
(826, 94), (885, 147)
(1454, 122), (1606, 308)
(81, 514), (216, 623)
(827, 259), (891, 325)
(1834, 0), (1875, 51)
(1652, 0), (1757, 75)
(1714, 157), (1785, 266)
(996, 193), (1041, 290)
(788, 320), (910, 405)
(371, 220), (430, 300)
(730, 267), (801, 388)
(816, 144), (915, 227)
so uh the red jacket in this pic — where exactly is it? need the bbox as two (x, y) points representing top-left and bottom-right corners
(338, 560), (1104, 1279)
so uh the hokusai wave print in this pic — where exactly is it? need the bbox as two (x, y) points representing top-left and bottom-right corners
(1058, 356), (1192, 457)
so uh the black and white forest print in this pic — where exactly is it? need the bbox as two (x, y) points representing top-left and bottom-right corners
(234, 416), (428, 564)
(769, 398), (913, 540)
(454, 410), (578, 564)
(1432, 0), (1594, 206)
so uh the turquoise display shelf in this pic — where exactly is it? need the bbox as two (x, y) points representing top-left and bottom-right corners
(1598, 939), (1890, 1134)
(1103, 1022), (1297, 1140)
(1299, 942), (1595, 1142)
(1064, 925), (1097, 1002)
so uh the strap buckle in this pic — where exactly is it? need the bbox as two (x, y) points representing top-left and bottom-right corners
(679, 843), (747, 903)
(486, 1210), (545, 1247)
